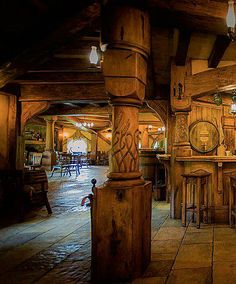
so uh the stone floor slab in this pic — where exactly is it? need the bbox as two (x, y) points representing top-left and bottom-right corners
(214, 241), (236, 262)
(213, 261), (236, 284)
(167, 267), (211, 284)
(152, 240), (181, 254)
(173, 243), (212, 269)
(154, 227), (186, 241)
(183, 232), (213, 244)
(143, 260), (174, 277)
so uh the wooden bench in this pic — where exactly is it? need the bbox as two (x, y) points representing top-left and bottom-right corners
(24, 170), (52, 214)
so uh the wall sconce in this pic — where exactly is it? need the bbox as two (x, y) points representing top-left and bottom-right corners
(213, 92), (222, 106)
(173, 82), (183, 100)
(230, 95), (236, 114)
(89, 46), (99, 65)
(226, 1), (236, 40)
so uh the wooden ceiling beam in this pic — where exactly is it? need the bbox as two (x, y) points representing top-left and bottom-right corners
(185, 64), (236, 99)
(41, 105), (110, 116)
(208, 35), (231, 68)
(13, 70), (104, 84)
(149, 1), (228, 35)
(19, 82), (107, 102)
(175, 30), (191, 66)
(149, 0), (227, 20)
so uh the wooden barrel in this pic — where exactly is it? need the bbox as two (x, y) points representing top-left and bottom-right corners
(139, 149), (165, 186)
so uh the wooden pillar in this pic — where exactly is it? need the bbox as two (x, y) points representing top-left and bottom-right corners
(57, 126), (63, 152)
(141, 126), (149, 149)
(90, 133), (97, 163)
(91, 2), (151, 282)
(42, 116), (57, 170)
(170, 61), (192, 218)
(0, 93), (18, 170)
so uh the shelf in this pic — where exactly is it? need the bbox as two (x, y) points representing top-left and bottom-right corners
(25, 140), (45, 145)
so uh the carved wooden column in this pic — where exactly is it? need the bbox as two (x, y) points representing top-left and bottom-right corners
(170, 62), (192, 218)
(91, 2), (151, 282)
(42, 116), (57, 170)
(173, 112), (191, 156)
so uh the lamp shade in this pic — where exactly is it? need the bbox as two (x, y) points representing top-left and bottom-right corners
(89, 46), (99, 64)
(227, 1), (236, 28)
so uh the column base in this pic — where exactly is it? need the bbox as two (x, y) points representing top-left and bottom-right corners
(91, 181), (152, 283)
(41, 150), (56, 171)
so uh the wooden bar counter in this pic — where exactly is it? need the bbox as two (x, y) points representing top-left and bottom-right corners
(158, 154), (236, 223)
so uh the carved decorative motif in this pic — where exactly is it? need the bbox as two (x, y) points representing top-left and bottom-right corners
(175, 113), (189, 143)
(111, 108), (139, 173)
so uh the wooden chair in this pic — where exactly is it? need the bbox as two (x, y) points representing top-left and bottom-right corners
(24, 170), (52, 214)
(181, 170), (211, 228)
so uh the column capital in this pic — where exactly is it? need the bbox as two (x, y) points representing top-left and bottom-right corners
(43, 115), (57, 122)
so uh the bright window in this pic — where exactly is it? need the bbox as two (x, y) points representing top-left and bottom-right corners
(67, 139), (87, 154)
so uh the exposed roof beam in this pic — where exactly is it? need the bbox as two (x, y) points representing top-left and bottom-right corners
(185, 64), (236, 99)
(150, 1), (228, 35)
(19, 82), (107, 102)
(149, 0), (227, 20)
(208, 35), (231, 68)
(13, 69), (104, 84)
(175, 30), (191, 66)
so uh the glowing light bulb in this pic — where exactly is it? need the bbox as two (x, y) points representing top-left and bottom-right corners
(89, 46), (99, 64)
(227, 1), (236, 28)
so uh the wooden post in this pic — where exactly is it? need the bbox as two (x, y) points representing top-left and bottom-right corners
(141, 126), (149, 149)
(57, 126), (63, 152)
(91, 2), (151, 282)
(42, 116), (57, 170)
(0, 93), (18, 170)
(90, 133), (97, 164)
(169, 61), (192, 219)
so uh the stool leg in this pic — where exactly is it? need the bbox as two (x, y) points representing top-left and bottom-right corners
(196, 178), (201, 229)
(203, 180), (208, 224)
(229, 182), (233, 228)
(182, 177), (187, 227)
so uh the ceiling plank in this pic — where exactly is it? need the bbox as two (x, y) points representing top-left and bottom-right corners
(208, 35), (231, 68)
(0, 2), (100, 88)
(175, 30), (191, 66)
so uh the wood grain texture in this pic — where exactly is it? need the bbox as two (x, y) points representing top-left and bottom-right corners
(185, 64), (236, 98)
(20, 83), (106, 102)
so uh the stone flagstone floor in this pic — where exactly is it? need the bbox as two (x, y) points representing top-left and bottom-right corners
(0, 166), (236, 283)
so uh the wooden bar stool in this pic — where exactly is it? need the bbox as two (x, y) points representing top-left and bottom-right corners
(181, 170), (211, 228)
(229, 174), (236, 227)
